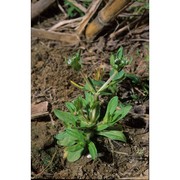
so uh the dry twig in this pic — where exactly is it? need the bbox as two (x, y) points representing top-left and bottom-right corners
(66, 0), (87, 13)
(56, 0), (68, 19)
(48, 17), (83, 31)
(109, 15), (142, 39)
(31, 28), (80, 45)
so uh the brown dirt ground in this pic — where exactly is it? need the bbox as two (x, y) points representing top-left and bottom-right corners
(31, 4), (149, 180)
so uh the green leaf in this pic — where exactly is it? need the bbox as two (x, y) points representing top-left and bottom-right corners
(109, 69), (115, 77)
(66, 128), (85, 142)
(67, 147), (84, 162)
(55, 131), (66, 140)
(98, 91), (113, 96)
(85, 92), (93, 103)
(65, 0), (84, 18)
(107, 82), (118, 95)
(55, 132), (76, 146)
(96, 123), (113, 131)
(65, 102), (76, 113)
(87, 77), (97, 92)
(57, 135), (76, 146)
(73, 96), (83, 110)
(85, 92), (98, 109)
(66, 51), (82, 71)
(83, 76), (96, 93)
(120, 105), (132, 118)
(117, 47), (123, 60)
(126, 73), (140, 84)
(90, 101), (99, 109)
(80, 120), (94, 128)
(113, 70), (125, 81)
(93, 103), (100, 122)
(110, 47), (128, 71)
(66, 5), (74, 17)
(97, 130), (126, 142)
(81, 97), (88, 107)
(112, 105), (132, 123)
(103, 96), (118, 122)
(88, 141), (98, 160)
(67, 143), (84, 152)
(110, 54), (115, 67)
(91, 79), (105, 87)
(109, 96), (118, 115)
(54, 110), (77, 126)
(56, 131), (77, 146)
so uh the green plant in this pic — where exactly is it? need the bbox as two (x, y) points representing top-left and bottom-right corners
(64, 0), (92, 18)
(66, 50), (82, 71)
(54, 47), (132, 162)
(131, 0), (149, 15)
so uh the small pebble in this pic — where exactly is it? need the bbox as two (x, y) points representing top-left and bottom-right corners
(86, 153), (104, 159)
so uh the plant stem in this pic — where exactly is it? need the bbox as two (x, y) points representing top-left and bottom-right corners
(91, 94), (98, 123)
(97, 70), (118, 94)
(91, 70), (118, 123)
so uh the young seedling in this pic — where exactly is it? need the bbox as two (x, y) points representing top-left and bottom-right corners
(54, 47), (132, 162)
